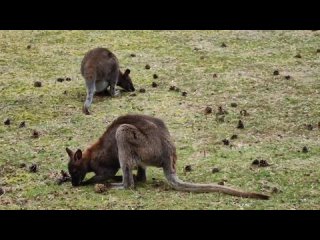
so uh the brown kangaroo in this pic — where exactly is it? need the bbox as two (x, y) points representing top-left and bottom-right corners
(81, 48), (135, 115)
(66, 114), (269, 200)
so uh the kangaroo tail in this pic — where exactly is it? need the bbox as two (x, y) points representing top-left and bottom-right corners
(164, 172), (269, 200)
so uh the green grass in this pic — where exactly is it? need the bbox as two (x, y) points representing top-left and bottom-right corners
(0, 30), (320, 209)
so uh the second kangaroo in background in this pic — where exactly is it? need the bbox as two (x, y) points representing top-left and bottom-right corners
(81, 48), (135, 115)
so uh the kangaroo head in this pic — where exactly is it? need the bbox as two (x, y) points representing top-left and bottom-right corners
(66, 147), (87, 186)
(117, 69), (135, 92)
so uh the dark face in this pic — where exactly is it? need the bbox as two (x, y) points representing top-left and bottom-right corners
(66, 148), (86, 187)
(117, 69), (135, 92)
(68, 163), (86, 186)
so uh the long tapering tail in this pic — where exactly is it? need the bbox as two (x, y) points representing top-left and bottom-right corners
(164, 172), (269, 200)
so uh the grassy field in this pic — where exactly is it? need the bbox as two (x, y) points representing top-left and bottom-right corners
(0, 30), (319, 210)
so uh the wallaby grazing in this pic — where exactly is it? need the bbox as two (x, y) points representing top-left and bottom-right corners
(81, 48), (135, 115)
(66, 114), (269, 200)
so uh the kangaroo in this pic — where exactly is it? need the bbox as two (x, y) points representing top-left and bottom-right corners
(81, 48), (135, 115)
(65, 114), (269, 200)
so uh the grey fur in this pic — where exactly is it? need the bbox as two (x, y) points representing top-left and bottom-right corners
(81, 48), (134, 115)
(66, 114), (270, 200)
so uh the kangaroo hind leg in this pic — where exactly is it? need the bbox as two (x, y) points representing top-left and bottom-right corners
(115, 124), (145, 189)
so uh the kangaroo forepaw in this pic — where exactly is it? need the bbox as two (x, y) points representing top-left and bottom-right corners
(83, 106), (91, 115)
(113, 90), (121, 97)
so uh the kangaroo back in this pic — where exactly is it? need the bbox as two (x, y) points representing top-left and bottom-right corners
(81, 48), (119, 84)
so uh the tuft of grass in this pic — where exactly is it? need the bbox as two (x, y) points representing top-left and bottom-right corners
(1, 30), (320, 209)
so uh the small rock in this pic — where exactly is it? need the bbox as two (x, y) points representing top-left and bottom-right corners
(151, 82), (158, 88)
(273, 70), (280, 76)
(182, 91), (187, 97)
(222, 139), (230, 146)
(94, 184), (108, 193)
(272, 187), (280, 193)
(184, 165), (192, 172)
(169, 86), (176, 91)
(204, 106), (212, 115)
(237, 120), (244, 129)
(218, 106), (228, 115)
(153, 74), (158, 79)
(145, 64), (151, 70)
(240, 110), (249, 116)
(231, 134), (238, 140)
(19, 121), (26, 128)
(252, 159), (270, 167)
(34, 81), (42, 87)
(259, 160), (270, 167)
(221, 43), (227, 48)
(305, 124), (313, 130)
(4, 118), (11, 125)
(19, 163), (26, 168)
(230, 102), (237, 108)
(139, 88), (146, 93)
(252, 159), (260, 165)
(302, 146), (309, 153)
(212, 167), (220, 173)
(29, 164), (37, 173)
(32, 130), (39, 138)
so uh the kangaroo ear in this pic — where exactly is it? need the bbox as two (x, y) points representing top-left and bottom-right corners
(66, 147), (74, 159)
(74, 149), (82, 162)
(124, 69), (130, 75)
